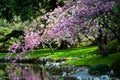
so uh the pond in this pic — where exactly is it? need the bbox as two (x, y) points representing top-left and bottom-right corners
(0, 63), (119, 80)
(0, 63), (62, 80)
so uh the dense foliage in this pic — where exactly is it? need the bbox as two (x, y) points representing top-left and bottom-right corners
(0, 0), (66, 22)
(0, 0), (63, 21)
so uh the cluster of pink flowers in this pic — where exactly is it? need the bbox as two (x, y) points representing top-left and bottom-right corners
(25, 31), (41, 50)
(42, 0), (115, 43)
(8, 31), (41, 53)
(8, 44), (21, 53)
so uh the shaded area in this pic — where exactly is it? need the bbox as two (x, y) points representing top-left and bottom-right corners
(0, 30), (24, 42)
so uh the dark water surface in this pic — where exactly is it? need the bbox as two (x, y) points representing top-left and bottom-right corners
(0, 63), (61, 80)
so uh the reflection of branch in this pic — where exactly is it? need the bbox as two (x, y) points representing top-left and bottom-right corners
(40, 67), (45, 80)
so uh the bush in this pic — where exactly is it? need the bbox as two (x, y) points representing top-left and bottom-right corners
(88, 64), (110, 75)
(111, 58), (120, 77)
(105, 39), (118, 54)
(97, 39), (119, 54)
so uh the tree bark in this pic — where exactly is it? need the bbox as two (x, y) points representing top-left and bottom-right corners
(48, 43), (54, 54)
(97, 28), (108, 56)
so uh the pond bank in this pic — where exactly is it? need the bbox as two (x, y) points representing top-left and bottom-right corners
(0, 57), (120, 80)
(44, 61), (120, 80)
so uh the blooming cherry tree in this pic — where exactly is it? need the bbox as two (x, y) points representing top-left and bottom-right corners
(8, 0), (116, 59)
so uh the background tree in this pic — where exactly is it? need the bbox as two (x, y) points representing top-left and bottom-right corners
(0, 0), (65, 22)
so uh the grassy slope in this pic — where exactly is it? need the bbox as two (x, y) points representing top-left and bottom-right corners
(30, 46), (120, 66)
(65, 52), (120, 66)
(0, 46), (120, 66)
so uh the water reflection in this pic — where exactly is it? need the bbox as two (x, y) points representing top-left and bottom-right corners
(0, 63), (60, 80)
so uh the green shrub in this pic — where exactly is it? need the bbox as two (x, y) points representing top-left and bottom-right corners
(105, 39), (118, 54)
(111, 58), (120, 77)
(97, 39), (118, 54)
(88, 64), (110, 75)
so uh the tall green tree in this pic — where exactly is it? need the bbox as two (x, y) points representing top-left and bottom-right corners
(0, 0), (55, 21)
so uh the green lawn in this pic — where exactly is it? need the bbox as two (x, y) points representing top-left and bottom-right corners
(65, 52), (120, 66)
(28, 46), (97, 59)
(0, 46), (120, 67)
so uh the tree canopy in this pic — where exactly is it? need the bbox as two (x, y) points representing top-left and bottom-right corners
(0, 0), (64, 22)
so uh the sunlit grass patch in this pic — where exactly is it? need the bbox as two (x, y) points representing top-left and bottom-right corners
(65, 52), (120, 67)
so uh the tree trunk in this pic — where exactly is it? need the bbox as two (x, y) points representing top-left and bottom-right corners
(97, 28), (108, 56)
(48, 43), (54, 54)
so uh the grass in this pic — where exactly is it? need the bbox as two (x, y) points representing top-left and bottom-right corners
(65, 52), (120, 66)
(0, 46), (120, 67)
(30, 46), (97, 59)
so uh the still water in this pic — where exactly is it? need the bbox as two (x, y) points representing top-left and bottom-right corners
(0, 63), (61, 80)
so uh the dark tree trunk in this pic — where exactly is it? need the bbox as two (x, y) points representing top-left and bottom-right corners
(97, 28), (108, 56)
(102, 34), (108, 44)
